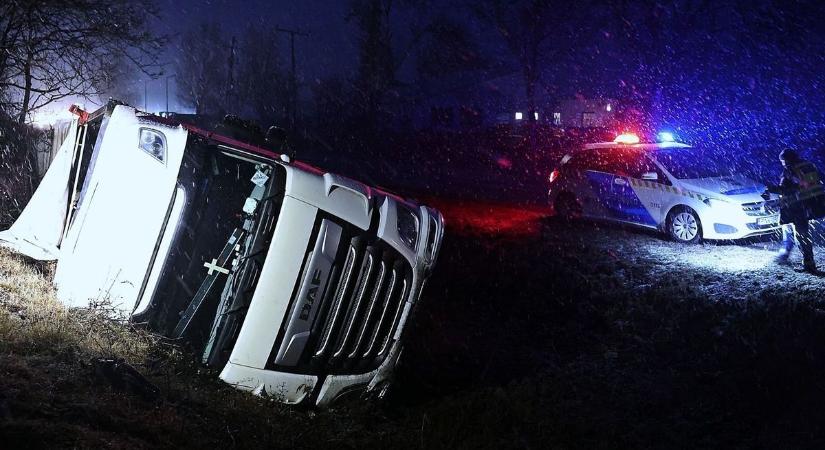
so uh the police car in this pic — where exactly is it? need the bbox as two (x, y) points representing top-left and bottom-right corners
(547, 132), (781, 243)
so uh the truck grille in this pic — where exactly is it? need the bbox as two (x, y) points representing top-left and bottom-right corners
(268, 217), (413, 375)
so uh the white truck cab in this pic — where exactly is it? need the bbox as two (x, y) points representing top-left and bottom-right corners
(0, 102), (444, 406)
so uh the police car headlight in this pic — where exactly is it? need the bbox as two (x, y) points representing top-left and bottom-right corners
(139, 128), (167, 164)
(396, 205), (420, 250)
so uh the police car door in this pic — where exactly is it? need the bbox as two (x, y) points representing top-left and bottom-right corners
(608, 150), (658, 226)
(581, 149), (626, 219)
(54, 106), (188, 314)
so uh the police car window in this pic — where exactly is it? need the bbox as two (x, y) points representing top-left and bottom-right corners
(601, 150), (673, 185)
(588, 150), (616, 172)
(628, 154), (671, 184)
(656, 148), (737, 179)
(567, 151), (607, 172)
(597, 150), (643, 176)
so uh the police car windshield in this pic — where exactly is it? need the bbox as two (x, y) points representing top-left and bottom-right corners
(655, 148), (737, 179)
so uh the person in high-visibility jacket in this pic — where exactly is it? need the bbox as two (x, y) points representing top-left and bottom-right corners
(763, 149), (825, 272)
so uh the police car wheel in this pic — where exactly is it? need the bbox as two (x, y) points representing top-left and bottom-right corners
(555, 193), (581, 221)
(667, 207), (702, 244)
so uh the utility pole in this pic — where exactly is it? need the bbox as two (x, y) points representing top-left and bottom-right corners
(226, 36), (236, 113)
(144, 80), (148, 111)
(276, 26), (308, 127)
(165, 74), (177, 116)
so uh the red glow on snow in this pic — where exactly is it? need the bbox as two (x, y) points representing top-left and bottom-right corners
(496, 157), (513, 169)
(424, 199), (552, 237)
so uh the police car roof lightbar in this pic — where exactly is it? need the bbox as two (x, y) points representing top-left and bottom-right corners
(657, 131), (675, 142)
(614, 133), (640, 145)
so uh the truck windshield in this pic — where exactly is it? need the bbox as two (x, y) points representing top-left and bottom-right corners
(139, 138), (286, 367)
(655, 148), (738, 179)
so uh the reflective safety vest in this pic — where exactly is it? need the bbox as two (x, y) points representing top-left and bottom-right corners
(781, 161), (825, 206)
(777, 161), (825, 223)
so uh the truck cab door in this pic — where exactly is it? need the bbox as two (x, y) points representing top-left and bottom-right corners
(54, 106), (188, 315)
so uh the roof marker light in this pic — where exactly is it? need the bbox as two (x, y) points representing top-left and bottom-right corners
(614, 133), (640, 145)
(657, 131), (675, 142)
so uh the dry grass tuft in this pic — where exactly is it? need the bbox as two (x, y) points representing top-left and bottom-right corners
(0, 248), (155, 362)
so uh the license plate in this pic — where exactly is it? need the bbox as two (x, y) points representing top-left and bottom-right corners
(757, 215), (779, 226)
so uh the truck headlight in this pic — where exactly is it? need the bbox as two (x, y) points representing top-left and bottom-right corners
(396, 205), (419, 250)
(139, 128), (167, 164)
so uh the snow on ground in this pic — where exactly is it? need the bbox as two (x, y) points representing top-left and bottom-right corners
(584, 224), (825, 300)
(428, 198), (825, 303)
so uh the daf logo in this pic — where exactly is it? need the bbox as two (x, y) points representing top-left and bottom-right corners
(299, 268), (323, 321)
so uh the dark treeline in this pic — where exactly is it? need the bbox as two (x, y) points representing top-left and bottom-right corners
(1, 1), (824, 192)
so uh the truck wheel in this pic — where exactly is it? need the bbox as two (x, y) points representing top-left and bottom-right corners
(667, 207), (702, 244)
(554, 193), (581, 221)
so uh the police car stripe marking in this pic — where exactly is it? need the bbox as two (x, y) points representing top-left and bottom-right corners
(625, 176), (706, 202)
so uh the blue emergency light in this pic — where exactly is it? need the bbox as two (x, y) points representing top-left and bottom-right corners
(657, 131), (675, 142)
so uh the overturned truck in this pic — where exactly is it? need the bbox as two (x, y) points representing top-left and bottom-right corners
(0, 102), (444, 406)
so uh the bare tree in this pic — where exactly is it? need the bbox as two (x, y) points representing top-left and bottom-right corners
(176, 23), (291, 123)
(0, 0), (165, 123)
(94, 55), (145, 107)
(415, 16), (486, 81)
(236, 25), (290, 125)
(470, 0), (591, 120)
(175, 23), (232, 116)
(349, 0), (396, 114)
(348, 0), (433, 117)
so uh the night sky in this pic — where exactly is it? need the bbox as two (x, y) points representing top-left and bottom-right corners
(38, 0), (824, 158)
(149, 0), (359, 112)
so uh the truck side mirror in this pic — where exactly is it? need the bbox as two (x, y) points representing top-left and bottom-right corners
(265, 126), (287, 147)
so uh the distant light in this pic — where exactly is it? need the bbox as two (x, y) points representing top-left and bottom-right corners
(606, 104), (612, 112)
(614, 133), (640, 145)
(534, 112), (539, 121)
(515, 112), (523, 121)
(657, 131), (675, 142)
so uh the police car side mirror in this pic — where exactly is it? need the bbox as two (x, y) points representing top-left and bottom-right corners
(641, 172), (658, 181)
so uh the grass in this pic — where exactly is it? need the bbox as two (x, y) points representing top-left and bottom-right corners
(0, 249), (357, 449)
(0, 250), (152, 361)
